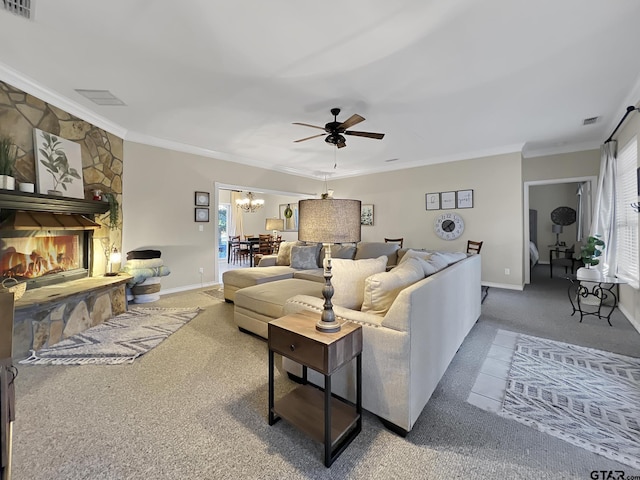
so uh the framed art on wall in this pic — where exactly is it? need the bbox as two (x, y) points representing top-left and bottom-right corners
(425, 193), (440, 210)
(33, 129), (84, 198)
(440, 191), (456, 209)
(361, 204), (374, 225)
(195, 191), (210, 206)
(195, 207), (209, 222)
(279, 203), (298, 231)
(456, 189), (473, 208)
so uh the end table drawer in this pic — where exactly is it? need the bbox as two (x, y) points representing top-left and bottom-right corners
(269, 327), (326, 372)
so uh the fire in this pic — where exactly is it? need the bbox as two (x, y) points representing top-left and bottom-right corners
(1, 235), (79, 280)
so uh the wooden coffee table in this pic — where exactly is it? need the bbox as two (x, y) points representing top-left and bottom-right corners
(268, 310), (362, 467)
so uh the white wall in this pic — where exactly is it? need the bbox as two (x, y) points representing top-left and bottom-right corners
(330, 152), (524, 288)
(122, 141), (322, 292)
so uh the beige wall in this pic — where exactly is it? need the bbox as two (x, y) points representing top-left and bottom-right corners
(122, 141), (322, 291)
(330, 152), (524, 288)
(613, 113), (640, 331)
(522, 149), (601, 182)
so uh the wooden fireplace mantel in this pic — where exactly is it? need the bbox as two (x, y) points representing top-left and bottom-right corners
(0, 190), (109, 215)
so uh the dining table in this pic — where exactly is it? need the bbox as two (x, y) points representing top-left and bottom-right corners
(227, 238), (260, 267)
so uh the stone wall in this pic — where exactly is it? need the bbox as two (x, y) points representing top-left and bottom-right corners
(0, 80), (124, 275)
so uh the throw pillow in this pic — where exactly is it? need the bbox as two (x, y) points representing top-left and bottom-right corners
(398, 249), (433, 264)
(330, 256), (388, 310)
(425, 253), (449, 271)
(436, 251), (468, 264)
(354, 242), (401, 267)
(320, 244), (357, 262)
(290, 245), (321, 270)
(362, 258), (425, 315)
(276, 241), (303, 266)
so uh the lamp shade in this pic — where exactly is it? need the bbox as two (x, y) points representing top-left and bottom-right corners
(265, 218), (284, 231)
(298, 199), (361, 244)
(552, 224), (563, 234)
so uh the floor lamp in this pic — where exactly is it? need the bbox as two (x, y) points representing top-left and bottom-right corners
(298, 198), (361, 332)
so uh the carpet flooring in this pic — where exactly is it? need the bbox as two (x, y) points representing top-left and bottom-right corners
(9, 269), (640, 479)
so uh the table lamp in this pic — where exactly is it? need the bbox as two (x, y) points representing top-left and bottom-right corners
(552, 224), (563, 246)
(265, 218), (284, 238)
(105, 246), (121, 276)
(298, 198), (361, 332)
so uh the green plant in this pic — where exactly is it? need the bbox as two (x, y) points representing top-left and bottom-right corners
(38, 131), (81, 192)
(581, 235), (605, 267)
(0, 135), (17, 176)
(103, 192), (119, 229)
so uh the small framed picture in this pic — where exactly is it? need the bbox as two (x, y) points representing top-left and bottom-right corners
(195, 207), (209, 222)
(440, 191), (456, 209)
(456, 189), (474, 208)
(425, 193), (440, 210)
(195, 191), (210, 206)
(361, 204), (374, 226)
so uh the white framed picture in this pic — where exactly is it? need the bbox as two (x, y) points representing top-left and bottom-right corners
(361, 204), (374, 225)
(440, 191), (456, 210)
(279, 203), (298, 231)
(425, 193), (440, 210)
(457, 189), (474, 208)
(34, 129), (84, 198)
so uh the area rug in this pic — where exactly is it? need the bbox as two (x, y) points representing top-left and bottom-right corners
(19, 307), (202, 366)
(200, 288), (225, 301)
(500, 334), (640, 469)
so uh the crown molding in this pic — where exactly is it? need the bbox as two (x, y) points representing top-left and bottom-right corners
(522, 140), (601, 159)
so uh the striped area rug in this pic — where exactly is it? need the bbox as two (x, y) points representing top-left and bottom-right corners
(500, 334), (640, 469)
(19, 307), (201, 366)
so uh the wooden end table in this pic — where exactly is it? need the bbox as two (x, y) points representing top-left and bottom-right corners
(268, 310), (363, 467)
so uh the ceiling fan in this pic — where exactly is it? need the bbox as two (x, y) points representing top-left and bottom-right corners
(293, 107), (385, 149)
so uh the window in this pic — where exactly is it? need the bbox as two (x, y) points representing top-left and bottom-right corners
(615, 136), (639, 288)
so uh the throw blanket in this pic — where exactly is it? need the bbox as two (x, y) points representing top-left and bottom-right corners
(121, 261), (171, 287)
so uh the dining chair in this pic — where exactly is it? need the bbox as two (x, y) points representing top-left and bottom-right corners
(466, 240), (483, 254)
(384, 237), (404, 248)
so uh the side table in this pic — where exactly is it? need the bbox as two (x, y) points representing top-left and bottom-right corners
(268, 310), (363, 467)
(564, 273), (626, 326)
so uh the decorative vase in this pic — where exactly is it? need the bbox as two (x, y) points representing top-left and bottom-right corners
(0, 175), (15, 190)
(18, 182), (35, 193)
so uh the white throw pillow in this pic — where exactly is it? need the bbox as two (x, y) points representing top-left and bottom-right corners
(426, 253), (449, 271)
(398, 249), (433, 264)
(361, 258), (425, 315)
(436, 251), (467, 264)
(330, 256), (388, 310)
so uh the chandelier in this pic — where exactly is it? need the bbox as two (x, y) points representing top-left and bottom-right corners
(236, 192), (264, 213)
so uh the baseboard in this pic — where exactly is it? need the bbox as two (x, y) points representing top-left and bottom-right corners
(159, 282), (221, 296)
(481, 281), (524, 291)
(618, 303), (640, 334)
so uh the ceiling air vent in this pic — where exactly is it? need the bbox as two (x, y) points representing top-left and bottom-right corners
(2, 0), (33, 19)
(75, 89), (126, 106)
(582, 116), (599, 126)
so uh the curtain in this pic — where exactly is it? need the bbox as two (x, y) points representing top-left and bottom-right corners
(589, 141), (617, 276)
(230, 191), (244, 238)
(575, 181), (591, 242)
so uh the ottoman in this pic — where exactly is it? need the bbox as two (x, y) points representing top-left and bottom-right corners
(222, 266), (295, 302)
(234, 278), (324, 338)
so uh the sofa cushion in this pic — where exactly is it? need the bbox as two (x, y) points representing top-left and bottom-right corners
(276, 241), (303, 266)
(331, 255), (388, 310)
(425, 253), (449, 271)
(436, 251), (468, 264)
(361, 258), (425, 315)
(320, 244), (357, 264)
(398, 249), (433, 264)
(292, 269), (325, 282)
(355, 242), (400, 267)
(222, 266), (295, 289)
(290, 244), (321, 269)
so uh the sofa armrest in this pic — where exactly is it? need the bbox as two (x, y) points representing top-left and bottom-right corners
(284, 295), (384, 328)
(257, 255), (278, 267)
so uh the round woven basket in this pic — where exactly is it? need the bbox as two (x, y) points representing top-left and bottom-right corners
(2, 277), (27, 300)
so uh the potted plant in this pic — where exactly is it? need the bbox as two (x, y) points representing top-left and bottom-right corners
(0, 135), (17, 190)
(578, 235), (605, 281)
(102, 192), (120, 229)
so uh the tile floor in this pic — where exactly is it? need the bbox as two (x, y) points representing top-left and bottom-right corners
(467, 329), (519, 413)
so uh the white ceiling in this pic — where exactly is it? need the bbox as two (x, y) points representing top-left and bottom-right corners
(1, 0), (640, 179)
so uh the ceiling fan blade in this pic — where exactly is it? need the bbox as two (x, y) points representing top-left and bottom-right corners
(292, 122), (325, 130)
(294, 133), (326, 143)
(344, 130), (385, 140)
(338, 114), (365, 130)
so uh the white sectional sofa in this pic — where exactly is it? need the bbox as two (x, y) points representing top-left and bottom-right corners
(222, 244), (482, 434)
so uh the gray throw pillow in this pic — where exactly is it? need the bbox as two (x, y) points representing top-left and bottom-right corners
(276, 241), (302, 266)
(290, 245), (321, 269)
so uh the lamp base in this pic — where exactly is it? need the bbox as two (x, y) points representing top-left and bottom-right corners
(316, 243), (341, 333)
(315, 320), (341, 333)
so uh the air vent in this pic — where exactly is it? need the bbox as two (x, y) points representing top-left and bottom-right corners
(2, 0), (32, 19)
(582, 116), (599, 126)
(75, 89), (126, 106)
(384, 158), (400, 163)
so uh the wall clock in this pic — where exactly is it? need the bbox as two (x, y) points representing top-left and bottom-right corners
(434, 213), (464, 240)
